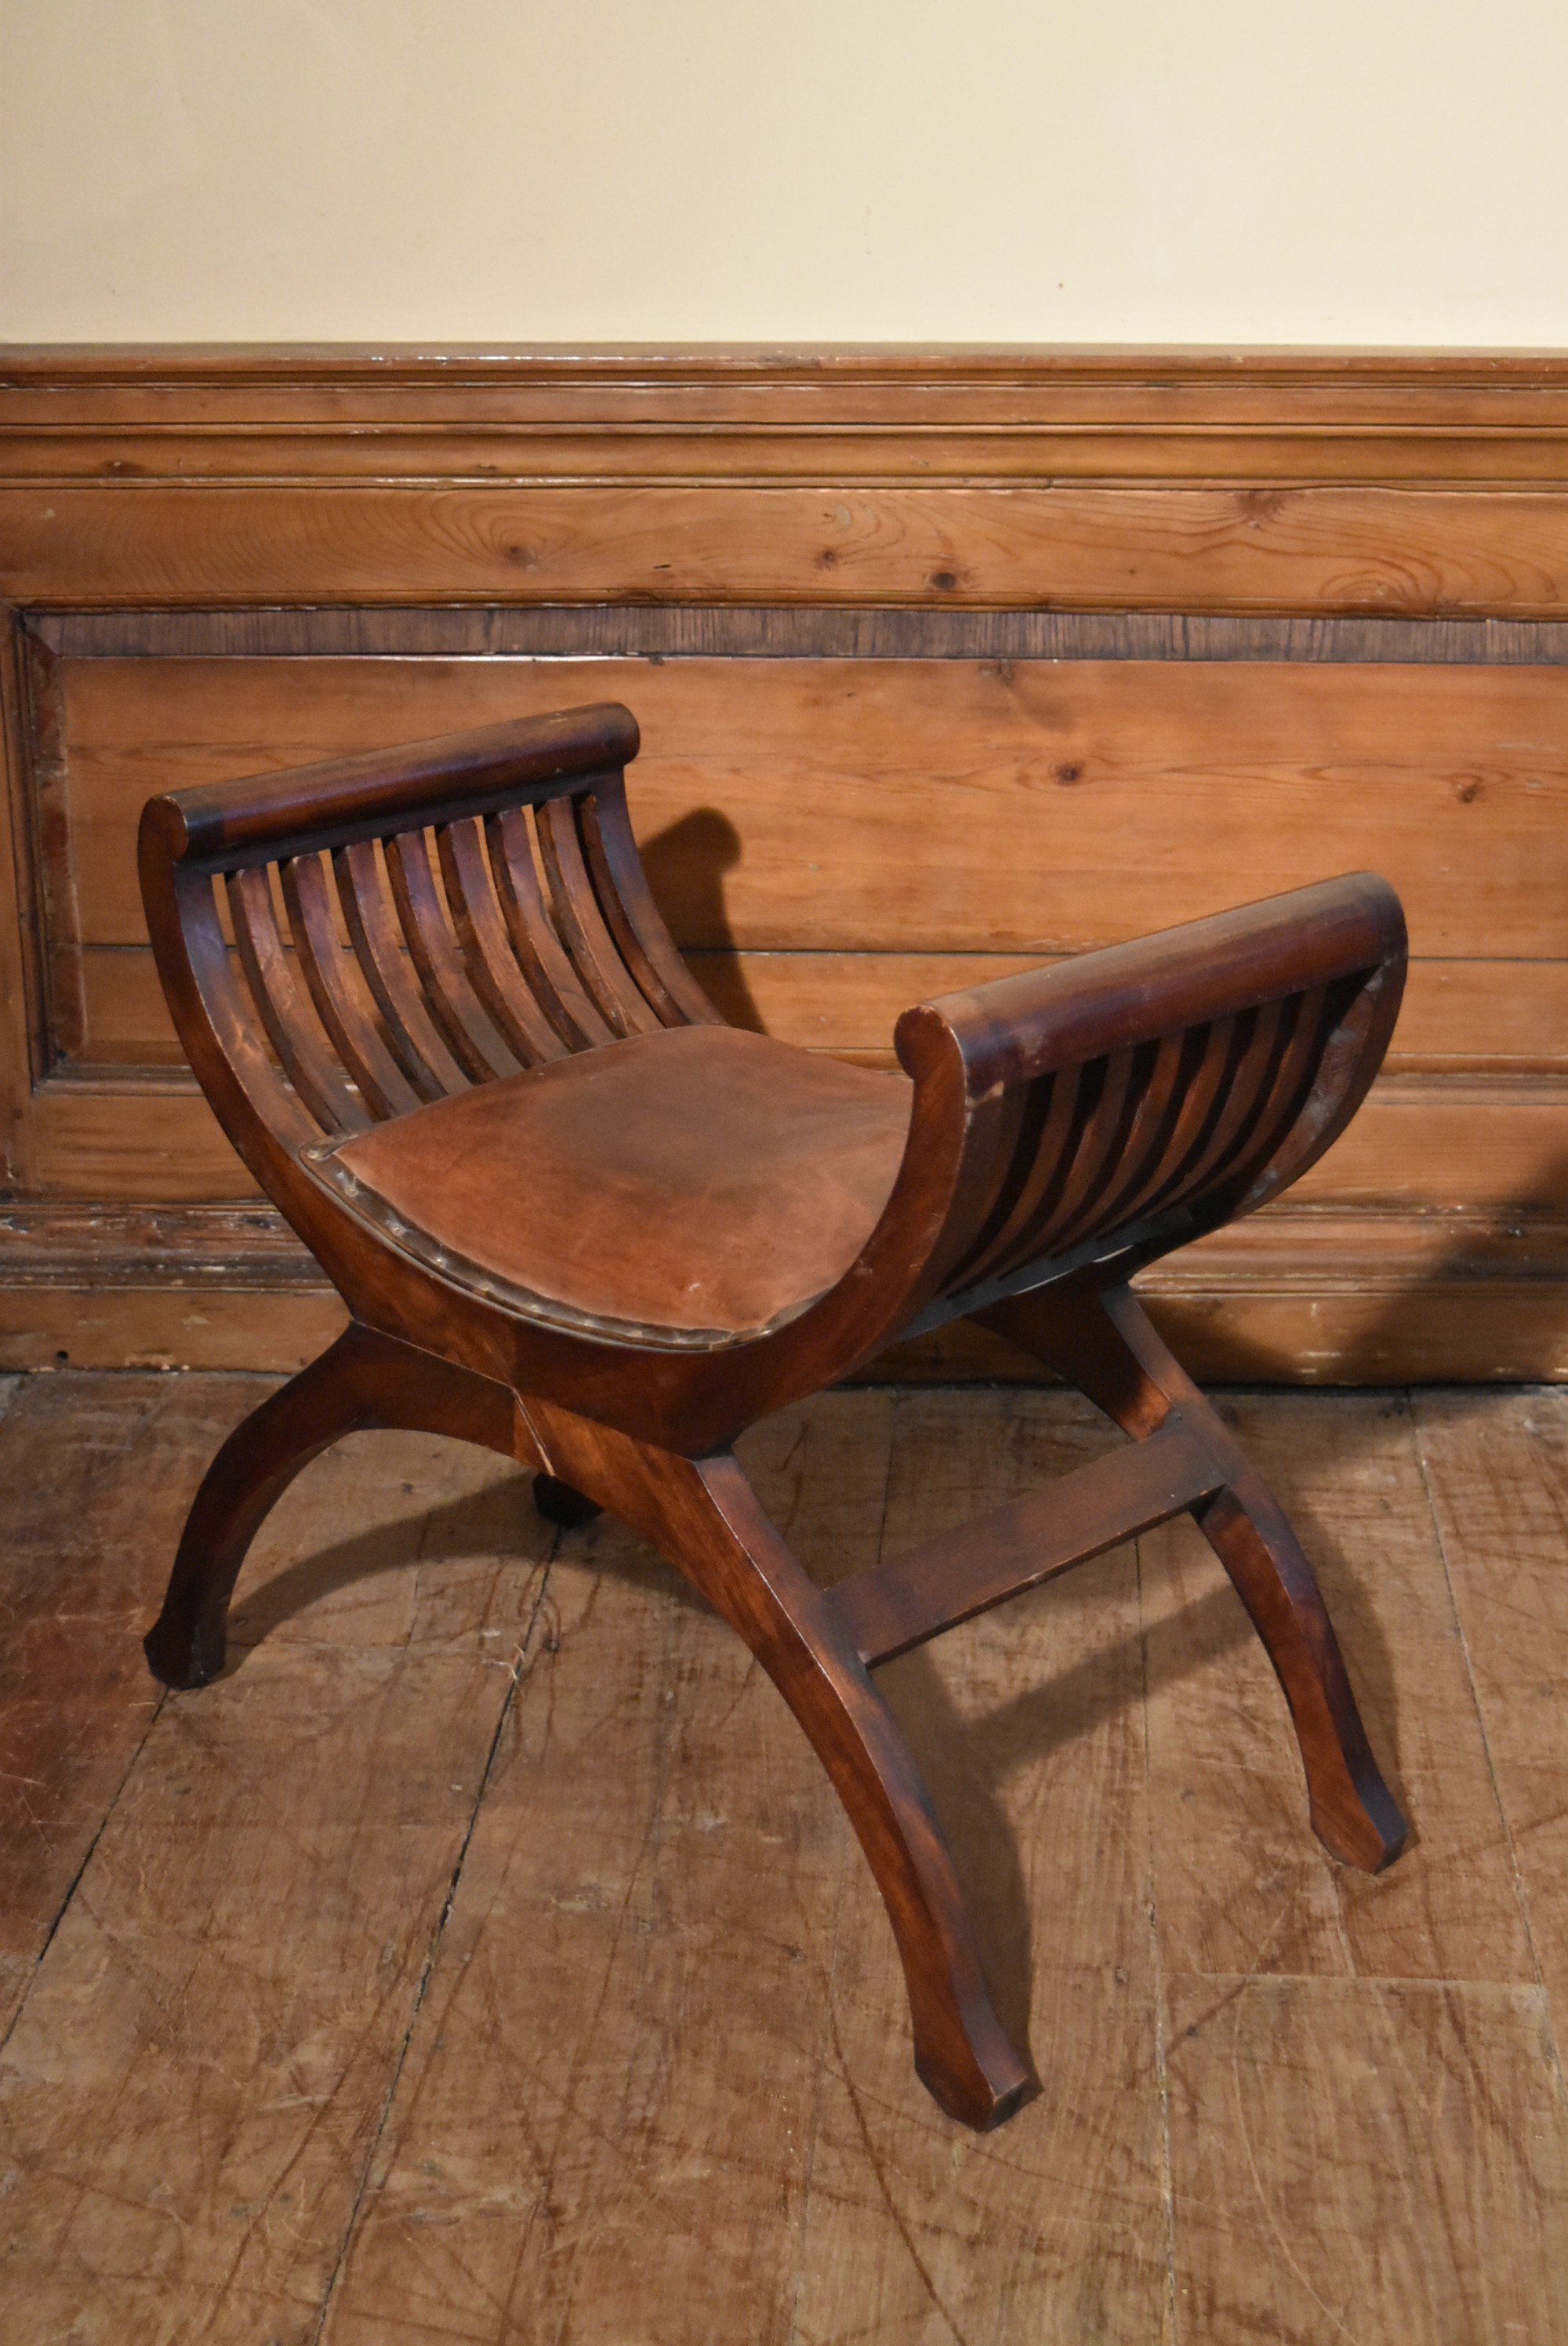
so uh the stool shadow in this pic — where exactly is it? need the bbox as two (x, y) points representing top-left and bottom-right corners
(639, 806), (764, 1033)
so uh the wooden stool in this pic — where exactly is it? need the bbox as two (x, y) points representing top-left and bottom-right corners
(140, 702), (1409, 2130)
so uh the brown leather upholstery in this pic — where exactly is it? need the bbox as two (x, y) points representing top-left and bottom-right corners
(318, 1026), (912, 1346)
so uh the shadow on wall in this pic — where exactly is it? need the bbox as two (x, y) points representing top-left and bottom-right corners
(638, 806), (764, 1035)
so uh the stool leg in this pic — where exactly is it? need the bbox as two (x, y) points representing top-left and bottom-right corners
(980, 1279), (1408, 1873)
(145, 1323), (520, 1690)
(528, 1409), (1035, 2130)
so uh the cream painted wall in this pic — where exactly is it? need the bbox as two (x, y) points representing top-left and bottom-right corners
(1, 0), (1563, 347)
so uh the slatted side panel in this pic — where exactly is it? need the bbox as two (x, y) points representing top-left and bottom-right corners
(206, 772), (713, 1141)
(949, 979), (1365, 1293)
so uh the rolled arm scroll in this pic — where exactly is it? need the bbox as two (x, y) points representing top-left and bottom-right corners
(901, 875), (1404, 1104)
(142, 703), (641, 873)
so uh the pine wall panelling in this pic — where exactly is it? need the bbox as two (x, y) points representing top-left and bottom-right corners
(2, 348), (1566, 1378)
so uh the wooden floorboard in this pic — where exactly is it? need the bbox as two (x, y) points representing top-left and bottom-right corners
(792, 1391), (1171, 2346)
(1163, 1975), (1568, 2344)
(1138, 1393), (1532, 1985)
(1, 1376), (1565, 2342)
(0, 1373), (267, 2042)
(1408, 1389), (1568, 2053)
(0, 1404), (555, 2346)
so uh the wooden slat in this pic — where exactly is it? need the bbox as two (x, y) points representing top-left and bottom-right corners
(59, 655), (1568, 959)
(483, 804), (615, 1048)
(10, 482), (1568, 611)
(949, 1063), (1090, 1288)
(1027, 1048), (1143, 1258)
(434, 817), (569, 1066)
(333, 836), (468, 1101)
(383, 828), (524, 1082)
(833, 1413), (1223, 1666)
(532, 793), (662, 1037)
(578, 780), (727, 1029)
(278, 850), (423, 1119)
(1163, 1977), (1568, 2344)
(1091, 1020), (1237, 1237)
(1187, 986), (1335, 1219)
(227, 863), (365, 1135)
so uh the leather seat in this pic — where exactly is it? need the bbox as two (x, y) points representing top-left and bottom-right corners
(312, 1024), (912, 1347)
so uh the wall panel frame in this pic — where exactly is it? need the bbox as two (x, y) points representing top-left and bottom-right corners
(2, 346), (1566, 1379)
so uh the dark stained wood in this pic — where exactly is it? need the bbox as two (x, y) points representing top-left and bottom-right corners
(984, 1280), (1406, 1872)
(336, 836), (470, 1100)
(128, 699), (1411, 2126)
(37, 603), (1568, 662)
(1134, 1393), (1534, 1985)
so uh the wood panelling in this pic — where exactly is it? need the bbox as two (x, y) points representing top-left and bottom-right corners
(51, 654), (1568, 955)
(25, 1067), (1568, 1213)
(4, 348), (1568, 1375)
(9, 344), (1568, 487)
(7, 1198), (1568, 1382)
(72, 944), (1568, 1071)
(10, 482), (1568, 613)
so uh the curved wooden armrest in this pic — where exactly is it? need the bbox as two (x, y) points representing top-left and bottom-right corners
(863, 873), (1405, 1329)
(895, 873), (1403, 1103)
(141, 703), (640, 870)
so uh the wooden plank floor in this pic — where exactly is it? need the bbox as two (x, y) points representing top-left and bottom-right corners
(2, 1375), (1567, 2344)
